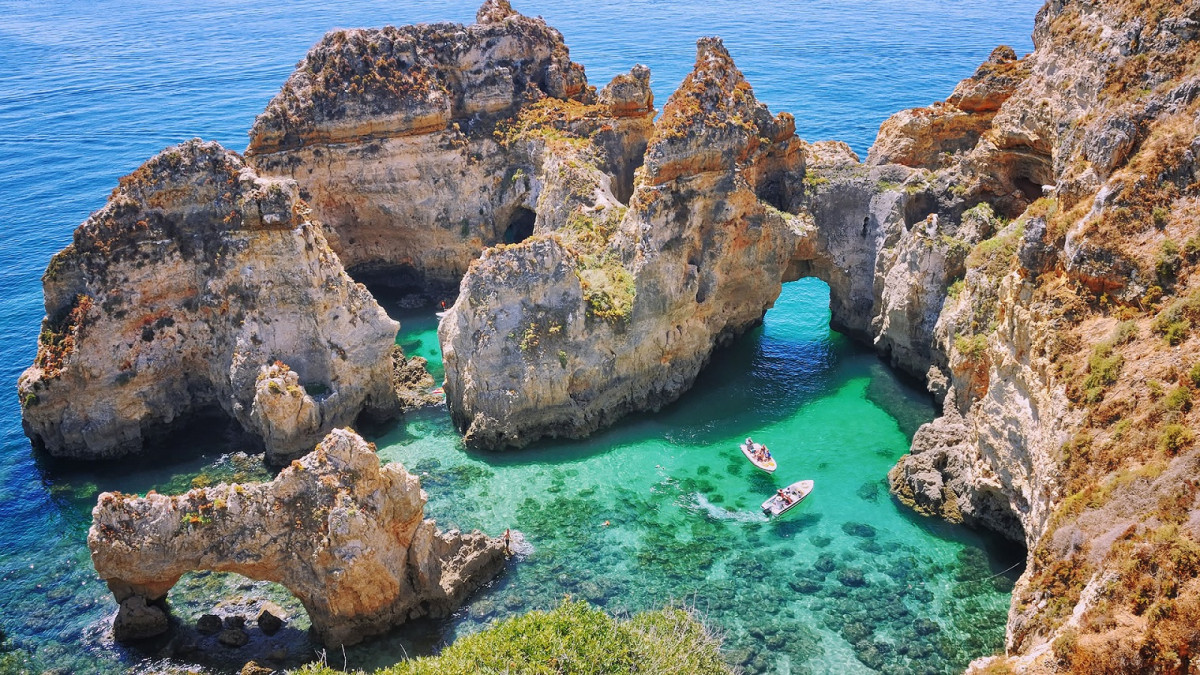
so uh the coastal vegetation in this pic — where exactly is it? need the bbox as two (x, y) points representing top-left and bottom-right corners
(292, 600), (730, 675)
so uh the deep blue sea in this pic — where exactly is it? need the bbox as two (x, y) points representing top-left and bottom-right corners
(0, 1), (1041, 673)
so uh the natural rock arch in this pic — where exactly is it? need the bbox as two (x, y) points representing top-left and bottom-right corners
(89, 429), (505, 647)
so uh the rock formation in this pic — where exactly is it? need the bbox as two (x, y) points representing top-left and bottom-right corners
(16, 139), (400, 463)
(88, 428), (505, 646)
(244, 0), (652, 292)
(438, 37), (985, 449)
(441, 37), (807, 448)
(878, 0), (1200, 670)
(435, 0), (1200, 669)
(22, 0), (1200, 668)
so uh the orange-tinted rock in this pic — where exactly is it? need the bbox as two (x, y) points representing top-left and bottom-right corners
(17, 140), (398, 463)
(88, 429), (505, 646)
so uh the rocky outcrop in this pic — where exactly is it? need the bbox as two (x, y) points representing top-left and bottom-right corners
(17, 140), (399, 463)
(439, 37), (1007, 448)
(434, 0), (1200, 668)
(245, 0), (653, 291)
(868, 46), (1032, 170)
(441, 38), (807, 448)
(88, 428), (505, 646)
(391, 346), (441, 409)
(881, 0), (1200, 670)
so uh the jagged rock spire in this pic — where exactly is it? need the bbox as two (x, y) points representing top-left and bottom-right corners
(644, 36), (795, 185)
(477, 0), (518, 24)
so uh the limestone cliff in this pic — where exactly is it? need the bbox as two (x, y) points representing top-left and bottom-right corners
(88, 428), (505, 647)
(245, 0), (653, 291)
(440, 38), (806, 448)
(439, 37), (994, 449)
(17, 140), (399, 463)
(437, 0), (1200, 669)
(876, 0), (1200, 670)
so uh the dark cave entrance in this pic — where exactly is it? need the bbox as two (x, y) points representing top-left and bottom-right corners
(904, 193), (939, 229)
(503, 207), (537, 244)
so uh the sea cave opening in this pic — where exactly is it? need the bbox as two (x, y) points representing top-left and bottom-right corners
(503, 206), (537, 244)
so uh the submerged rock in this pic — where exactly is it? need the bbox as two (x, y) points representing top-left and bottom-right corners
(112, 596), (168, 641)
(196, 614), (222, 635)
(17, 140), (399, 464)
(88, 428), (506, 647)
(217, 628), (248, 648)
(256, 608), (283, 636)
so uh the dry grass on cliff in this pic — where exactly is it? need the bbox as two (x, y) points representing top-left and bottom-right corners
(1013, 245), (1200, 669)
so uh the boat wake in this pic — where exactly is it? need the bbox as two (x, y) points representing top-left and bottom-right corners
(692, 493), (768, 523)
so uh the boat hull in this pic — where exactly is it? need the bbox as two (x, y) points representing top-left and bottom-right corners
(740, 442), (776, 473)
(762, 479), (814, 517)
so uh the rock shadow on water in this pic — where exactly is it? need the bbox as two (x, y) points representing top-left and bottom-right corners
(33, 411), (268, 520)
(768, 511), (822, 538)
(864, 360), (937, 441)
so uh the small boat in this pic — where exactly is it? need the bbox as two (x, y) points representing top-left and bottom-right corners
(740, 439), (776, 473)
(762, 479), (814, 517)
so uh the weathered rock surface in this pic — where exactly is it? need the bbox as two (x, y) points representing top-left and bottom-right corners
(17, 140), (399, 463)
(88, 428), (505, 646)
(440, 36), (1002, 448)
(868, 46), (1032, 170)
(432, 0), (1200, 669)
(881, 0), (1200, 670)
(391, 346), (440, 409)
(441, 38), (807, 448)
(245, 0), (652, 291)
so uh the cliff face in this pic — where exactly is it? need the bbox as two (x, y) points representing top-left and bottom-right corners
(439, 38), (997, 449)
(878, 0), (1200, 670)
(245, 0), (652, 291)
(437, 0), (1200, 669)
(440, 38), (807, 448)
(88, 428), (505, 646)
(17, 140), (399, 463)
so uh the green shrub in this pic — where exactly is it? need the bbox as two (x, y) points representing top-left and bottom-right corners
(1156, 240), (1181, 283)
(947, 278), (965, 299)
(1083, 343), (1123, 403)
(1052, 627), (1078, 666)
(1163, 386), (1192, 413)
(966, 225), (1024, 277)
(1184, 235), (1200, 261)
(1189, 362), (1200, 388)
(955, 333), (989, 360)
(1153, 206), (1170, 229)
(1112, 320), (1139, 345)
(1158, 424), (1195, 456)
(1152, 292), (1200, 345)
(292, 599), (730, 675)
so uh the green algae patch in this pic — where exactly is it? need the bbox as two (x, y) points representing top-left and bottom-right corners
(292, 599), (730, 675)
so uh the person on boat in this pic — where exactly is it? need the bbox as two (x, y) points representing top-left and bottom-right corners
(776, 488), (793, 505)
(761, 445), (771, 459)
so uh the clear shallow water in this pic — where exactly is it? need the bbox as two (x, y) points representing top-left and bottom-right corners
(0, 1), (1039, 672)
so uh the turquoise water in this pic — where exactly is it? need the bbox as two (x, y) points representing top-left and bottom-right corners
(0, 1), (1040, 673)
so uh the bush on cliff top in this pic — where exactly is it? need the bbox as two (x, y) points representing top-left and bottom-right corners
(293, 599), (730, 675)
